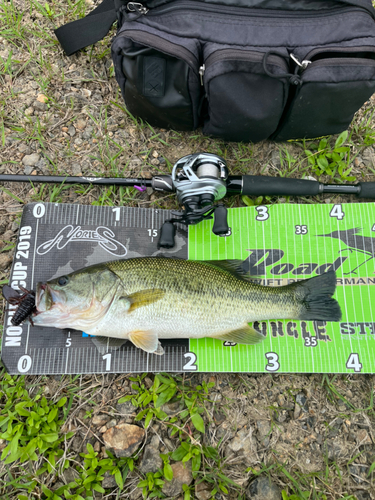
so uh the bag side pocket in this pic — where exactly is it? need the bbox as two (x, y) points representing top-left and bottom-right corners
(273, 48), (375, 141)
(202, 45), (289, 142)
(112, 27), (201, 131)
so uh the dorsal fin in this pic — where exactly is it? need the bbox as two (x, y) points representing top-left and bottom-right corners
(201, 260), (254, 281)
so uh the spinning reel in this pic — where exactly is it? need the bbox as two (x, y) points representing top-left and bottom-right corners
(155, 153), (230, 248)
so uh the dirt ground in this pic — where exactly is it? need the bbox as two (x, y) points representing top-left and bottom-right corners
(1, 1), (375, 499)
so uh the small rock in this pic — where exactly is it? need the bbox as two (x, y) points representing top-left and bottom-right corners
(295, 393), (308, 412)
(68, 126), (76, 137)
(140, 445), (163, 474)
(0, 253), (12, 270)
(22, 153), (40, 166)
(76, 118), (87, 130)
(102, 471), (118, 488)
(37, 93), (48, 103)
(92, 414), (110, 427)
(82, 88), (92, 98)
(71, 162), (82, 176)
(246, 476), (281, 500)
(162, 461), (193, 497)
(106, 419), (117, 429)
(71, 435), (84, 453)
(195, 481), (213, 500)
(356, 429), (372, 445)
(24, 106), (34, 116)
(34, 100), (47, 111)
(18, 143), (30, 154)
(63, 467), (79, 484)
(256, 420), (271, 438)
(24, 166), (34, 175)
(129, 487), (143, 500)
(150, 435), (160, 449)
(102, 423), (145, 458)
(82, 126), (93, 139)
(2, 230), (14, 241)
(116, 401), (137, 416)
(161, 401), (184, 415)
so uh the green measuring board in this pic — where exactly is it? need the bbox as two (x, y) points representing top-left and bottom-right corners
(188, 202), (375, 374)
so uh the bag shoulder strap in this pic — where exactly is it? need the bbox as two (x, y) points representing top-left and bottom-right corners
(55, 0), (125, 56)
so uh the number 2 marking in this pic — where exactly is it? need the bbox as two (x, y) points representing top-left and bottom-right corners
(256, 206), (269, 221)
(183, 352), (197, 371)
(265, 352), (280, 372)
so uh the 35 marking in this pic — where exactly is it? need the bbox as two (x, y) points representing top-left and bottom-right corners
(295, 225), (308, 235)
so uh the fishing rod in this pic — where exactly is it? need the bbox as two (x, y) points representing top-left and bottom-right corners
(2, 152), (375, 248)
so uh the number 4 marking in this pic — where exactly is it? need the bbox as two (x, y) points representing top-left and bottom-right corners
(330, 204), (345, 220)
(346, 353), (362, 372)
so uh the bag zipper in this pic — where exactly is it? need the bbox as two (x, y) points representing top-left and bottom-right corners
(200, 49), (289, 85)
(290, 46), (375, 75)
(118, 29), (199, 73)
(127, 0), (363, 18)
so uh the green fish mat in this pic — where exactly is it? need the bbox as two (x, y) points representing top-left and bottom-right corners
(188, 202), (375, 374)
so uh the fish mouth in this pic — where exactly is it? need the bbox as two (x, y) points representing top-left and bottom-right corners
(35, 283), (66, 313)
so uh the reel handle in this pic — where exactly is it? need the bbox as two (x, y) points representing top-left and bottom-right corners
(157, 221), (176, 249)
(212, 205), (229, 235)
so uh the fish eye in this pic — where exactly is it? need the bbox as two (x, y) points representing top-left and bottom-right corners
(58, 276), (69, 286)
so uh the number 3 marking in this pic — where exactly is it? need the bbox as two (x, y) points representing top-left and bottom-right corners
(265, 352), (280, 372)
(256, 206), (269, 221)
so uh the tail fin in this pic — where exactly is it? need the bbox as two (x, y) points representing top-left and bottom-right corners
(292, 271), (342, 322)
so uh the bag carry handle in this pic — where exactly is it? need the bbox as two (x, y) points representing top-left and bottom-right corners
(54, 0), (127, 56)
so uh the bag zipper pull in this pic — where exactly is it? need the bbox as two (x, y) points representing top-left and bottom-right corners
(199, 64), (205, 85)
(290, 53), (311, 70)
(127, 2), (149, 14)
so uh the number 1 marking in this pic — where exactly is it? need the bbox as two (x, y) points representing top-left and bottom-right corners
(112, 207), (121, 221)
(103, 353), (112, 371)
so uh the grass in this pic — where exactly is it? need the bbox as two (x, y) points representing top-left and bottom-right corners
(1, 0), (375, 498)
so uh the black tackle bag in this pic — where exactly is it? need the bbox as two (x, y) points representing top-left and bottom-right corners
(55, 0), (375, 142)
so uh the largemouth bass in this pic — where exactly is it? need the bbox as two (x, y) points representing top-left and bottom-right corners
(31, 257), (341, 354)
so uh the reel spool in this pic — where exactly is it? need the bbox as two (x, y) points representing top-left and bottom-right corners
(158, 153), (230, 249)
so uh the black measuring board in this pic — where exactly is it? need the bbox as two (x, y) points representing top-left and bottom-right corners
(2, 203), (189, 375)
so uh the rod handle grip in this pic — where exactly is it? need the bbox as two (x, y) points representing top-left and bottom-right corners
(241, 176), (320, 197)
(357, 182), (375, 199)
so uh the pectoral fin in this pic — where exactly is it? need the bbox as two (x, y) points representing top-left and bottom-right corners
(124, 289), (165, 313)
(211, 325), (264, 345)
(91, 336), (127, 354)
(128, 329), (159, 353)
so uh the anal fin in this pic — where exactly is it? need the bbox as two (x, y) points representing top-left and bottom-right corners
(211, 325), (264, 345)
(128, 329), (160, 353)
